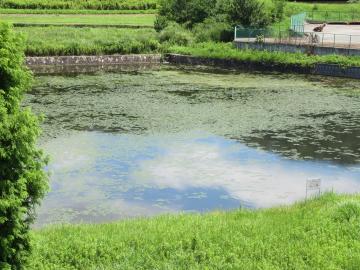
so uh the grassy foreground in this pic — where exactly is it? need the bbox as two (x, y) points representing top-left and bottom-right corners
(169, 42), (360, 68)
(29, 193), (360, 269)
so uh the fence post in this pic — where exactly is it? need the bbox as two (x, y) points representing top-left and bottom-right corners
(321, 33), (324, 47)
(234, 26), (236, 41)
(349, 35), (352, 50)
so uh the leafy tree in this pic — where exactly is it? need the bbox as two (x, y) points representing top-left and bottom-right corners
(158, 0), (217, 28)
(230, 0), (271, 27)
(0, 23), (48, 270)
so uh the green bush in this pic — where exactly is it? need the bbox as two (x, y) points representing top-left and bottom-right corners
(193, 18), (233, 42)
(0, 23), (48, 269)
(154, 15), (169, 32)
(230, 0), (272, 27)
(158, 0), (217, 28)
(159, 22), (194, 46)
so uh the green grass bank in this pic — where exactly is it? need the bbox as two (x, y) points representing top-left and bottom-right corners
(168, 42), (360, 68)
(17, 27), (160, 56)
(29, 193), (360, 269)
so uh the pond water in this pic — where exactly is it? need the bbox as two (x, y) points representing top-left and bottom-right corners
(24, 66), (360, 226)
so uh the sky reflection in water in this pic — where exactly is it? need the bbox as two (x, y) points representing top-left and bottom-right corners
(37, 131), (360, 226)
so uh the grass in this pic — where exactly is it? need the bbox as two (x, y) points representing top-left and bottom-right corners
(0, 0), (157, 10)
(0, 8), (157, 14)
(168, 42), (360, 68)
(0, 13), (155, 26)
(285, 2), (360, 17)
(17, 27), (160, 56)
(28, 193), (360, 269)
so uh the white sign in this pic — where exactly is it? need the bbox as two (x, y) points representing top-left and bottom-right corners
(306, 178), (321, 199)
(307, 179), (321, 190)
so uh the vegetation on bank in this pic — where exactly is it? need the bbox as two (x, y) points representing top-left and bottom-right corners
(0, 22), (48, 269)
(17, 27), (160, 56)
(168, 42), (360, 68)
(0, 13), (155, 26)
(0, 0), (157, 10)
(28, 193), (360, 269)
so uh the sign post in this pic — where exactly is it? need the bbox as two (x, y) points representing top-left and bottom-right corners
(306, 178), (321, 199)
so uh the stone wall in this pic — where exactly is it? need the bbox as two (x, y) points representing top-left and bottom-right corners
(26, 54), (162, 66)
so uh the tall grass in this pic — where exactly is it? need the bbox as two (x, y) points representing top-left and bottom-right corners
(0, 0), (157, 10)
(168, 42), (360, 68)
(18, 27), (160, 56)
(28, 193), (360, 269)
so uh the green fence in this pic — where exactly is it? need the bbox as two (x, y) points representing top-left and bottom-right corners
(290, 12), (306, 33)
(235, 27), (271, 39)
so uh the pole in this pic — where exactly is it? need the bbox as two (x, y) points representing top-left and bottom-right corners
(349, 35), (352, 51)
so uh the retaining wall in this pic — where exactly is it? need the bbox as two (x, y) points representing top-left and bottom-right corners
(26, 54), (162, 66)
(26, 53), (360, 79)
(165, 54), (360, 80)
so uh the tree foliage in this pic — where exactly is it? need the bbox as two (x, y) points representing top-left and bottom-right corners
(157, 0), (285, 30)
(0, 23), (48, 269)
(230, 0), (271, 27)
(158, 0), (217, 28)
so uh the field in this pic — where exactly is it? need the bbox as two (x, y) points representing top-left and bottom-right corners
(17, 27), (160, 56)
(0, 8), (156, 14)
(0, 0), (157, 10)
(28, 193), (360, 269)
(0, 13), (155, 26)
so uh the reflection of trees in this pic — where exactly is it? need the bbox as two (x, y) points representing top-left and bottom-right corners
(241, 113), (360, 165)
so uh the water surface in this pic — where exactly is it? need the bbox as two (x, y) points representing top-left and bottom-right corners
(24, 66), (360, 226)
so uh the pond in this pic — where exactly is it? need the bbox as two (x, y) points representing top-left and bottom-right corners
(24, 66), (360, 226)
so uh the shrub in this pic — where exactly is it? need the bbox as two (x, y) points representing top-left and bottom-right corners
(0, 23), (48, 269)
(158, 0), (217, 28)
(193, 18), (233, 42)
(271, 0), (286, 22)
(154, 15), (169, 32)
(159, 22), (194, 46)
(230, 0), (272, 27)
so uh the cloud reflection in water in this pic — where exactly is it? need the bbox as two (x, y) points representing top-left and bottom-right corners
(38, 131), (360, 226)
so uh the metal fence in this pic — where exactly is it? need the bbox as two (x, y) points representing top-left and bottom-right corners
(290, 12), (306, 32)
(234, 26), (360, 50)
(307, 11), (360, 23)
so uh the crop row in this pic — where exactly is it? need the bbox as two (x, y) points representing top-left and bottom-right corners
(0, 0), (157, 10)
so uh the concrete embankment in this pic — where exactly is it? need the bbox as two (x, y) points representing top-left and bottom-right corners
(165, 54), (360, 80)
(26, 53), (360, 79)
(26, 54), (162, 74)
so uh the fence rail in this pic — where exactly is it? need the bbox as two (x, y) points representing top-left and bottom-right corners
(307, 11), (360, 22)
(235, 27), (360, 50)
